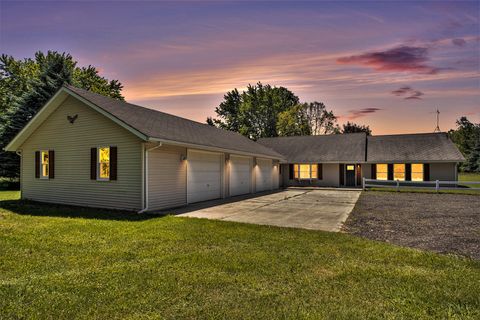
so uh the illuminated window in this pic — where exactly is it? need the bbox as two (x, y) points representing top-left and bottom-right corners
(376, 164), (388, 180)
(346, 165), (355, 171)
(41, 151), (49, 179)
(98, 147), (110, 180)
(394, 164), (405, 181)
(411, 163), (423, 181)
(293, 164), (318, 179)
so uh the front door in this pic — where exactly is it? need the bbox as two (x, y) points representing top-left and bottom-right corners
(346, 164), (356, 186)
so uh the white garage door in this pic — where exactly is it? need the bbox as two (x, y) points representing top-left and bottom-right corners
(187, 150), (222, 203)
(256, 158), (272, 192)
(229, 155), (252, 196)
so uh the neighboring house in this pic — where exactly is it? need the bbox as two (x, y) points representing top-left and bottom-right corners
(5, 85), (465, 211)
(257, 132), (465, 188)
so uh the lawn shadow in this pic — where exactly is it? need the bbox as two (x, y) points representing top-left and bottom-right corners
(0, 199), (161, 221)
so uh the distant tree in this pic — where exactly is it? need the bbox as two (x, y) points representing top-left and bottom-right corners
(303, 101), (339, 135)
(341, 121), (372, 135)
(0, 51), (124, 179)
(276, 104), (311, 136)
(449, 116), (480, 172)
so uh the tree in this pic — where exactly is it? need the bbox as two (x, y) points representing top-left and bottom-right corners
(341, 121), (372, 135)
(302, 101), (339, 135)
(449, 116), (480, 172)
(209, 82), (300, 140)
(0, 51), (124, 179)
(276, 104), (311, 136)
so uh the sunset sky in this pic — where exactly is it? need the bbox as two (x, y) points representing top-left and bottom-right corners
(1, 0), (479, 135)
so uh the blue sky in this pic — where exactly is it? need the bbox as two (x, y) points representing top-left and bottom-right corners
(1, 0), (479, 134)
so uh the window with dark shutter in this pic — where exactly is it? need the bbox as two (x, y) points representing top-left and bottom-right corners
(317, 164), (323, 180)
(35, 151), (40, 179)
(48, 150), (55, 179)
(110, 146), (117, 181)
(90, 148), (97, 180)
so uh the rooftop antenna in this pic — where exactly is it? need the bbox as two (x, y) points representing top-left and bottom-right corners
(434, 109), (441, 132)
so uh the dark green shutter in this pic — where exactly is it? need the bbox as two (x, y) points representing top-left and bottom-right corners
(90, 148), (97, 180)
(387, 164), (394, 180)
(317, 164), (322, 180)
(35, 151), (40, 179)
(110, 146), (117, 181)
(405, 163), (411, 181)
(423, 163), (430, 181)
(289, 164), (294, 179)
(371, 164), (376, 179)
(48, 150), (55, 179)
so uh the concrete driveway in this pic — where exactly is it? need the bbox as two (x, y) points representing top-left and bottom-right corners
(173, 189), (361, 232)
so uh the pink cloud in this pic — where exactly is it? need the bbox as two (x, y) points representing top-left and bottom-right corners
(391, 86), (424, 100)
(337, 46), (439, 74)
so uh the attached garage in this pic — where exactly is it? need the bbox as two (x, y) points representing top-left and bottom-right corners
(187, 150), (223, 204)
(229, 155), (252, 196)
(255, 158), (272, 192)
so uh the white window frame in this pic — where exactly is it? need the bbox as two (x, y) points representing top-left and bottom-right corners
(40, 150), (49, 180)
(97, 146), (110, 181)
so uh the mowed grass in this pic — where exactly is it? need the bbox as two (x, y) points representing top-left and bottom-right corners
(460, 172), (480, 182)
(1, 191), (479, 319)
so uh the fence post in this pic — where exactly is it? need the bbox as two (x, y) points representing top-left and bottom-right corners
(362, 177), (365, 190)
(435, 180), (439, 193)
(396, 179), (400, 192)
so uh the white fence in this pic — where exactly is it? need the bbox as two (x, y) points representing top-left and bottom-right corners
(362, 178), (480, 191)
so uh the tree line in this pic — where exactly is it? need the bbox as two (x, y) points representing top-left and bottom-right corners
(206, 82), (371, 140)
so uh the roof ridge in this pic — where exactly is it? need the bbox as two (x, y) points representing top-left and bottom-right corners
(258, 132), (366, 140)
(370, 132), (447, 138)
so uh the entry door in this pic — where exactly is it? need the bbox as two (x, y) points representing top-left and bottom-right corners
(187, 150), (222, 203)
(346, 164), (356, 186)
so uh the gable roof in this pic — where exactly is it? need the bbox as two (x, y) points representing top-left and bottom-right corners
(367, 132), (465, 162)
(257, 133), (367, 163)
(6, 85), (283, 159)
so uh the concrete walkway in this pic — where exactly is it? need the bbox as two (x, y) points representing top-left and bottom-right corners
(173, 189), (361, 232)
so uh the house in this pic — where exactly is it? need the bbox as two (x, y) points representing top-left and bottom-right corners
(257, 132), (465, 188)
(5, 85), (465, 211)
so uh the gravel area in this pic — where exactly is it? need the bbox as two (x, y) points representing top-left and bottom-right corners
(343, 191), (480, 260)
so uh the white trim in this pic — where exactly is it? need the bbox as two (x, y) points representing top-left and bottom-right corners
(138, 142), (162, 213)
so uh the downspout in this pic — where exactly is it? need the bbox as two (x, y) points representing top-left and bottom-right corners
(138, 142), (162, 213)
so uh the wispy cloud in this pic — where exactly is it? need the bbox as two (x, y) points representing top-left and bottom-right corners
(337, 45), (439, 74)
(341, 107), (382, 120)
(452, 38), (467, 47)
(391, 86), (425, 100)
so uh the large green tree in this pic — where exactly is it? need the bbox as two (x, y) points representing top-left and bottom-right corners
(208, 83), (339, 139)
(448, 116), (480, 172)
(0, 51), (124, 179)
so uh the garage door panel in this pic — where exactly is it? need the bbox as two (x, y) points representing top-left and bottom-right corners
(230, 156), (252, 196)
(187, 150), (222, 203)
(256, 159), (272, 192)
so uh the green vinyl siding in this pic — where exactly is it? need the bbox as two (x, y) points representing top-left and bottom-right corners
(20, 96), (143, 210)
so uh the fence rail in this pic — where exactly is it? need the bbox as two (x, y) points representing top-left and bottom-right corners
(362, 178), (480, 191)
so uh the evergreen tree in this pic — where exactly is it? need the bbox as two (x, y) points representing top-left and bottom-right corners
(0, 51), (124, 179)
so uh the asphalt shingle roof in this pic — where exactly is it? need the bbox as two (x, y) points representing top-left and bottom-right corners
(257, 133), (367, 163)
(64, 85), (283, 159)
(367, 132), (465, 162)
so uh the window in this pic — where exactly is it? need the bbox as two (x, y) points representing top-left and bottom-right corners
(376, 164), (388, 180)
(346, 165), (355, 171)
(394, 164), (405, 181)
(41, 151), (49, 179)
(293, 164), (318, 179)
(98, 147), (110, 180)
(411, 163), (423, 181)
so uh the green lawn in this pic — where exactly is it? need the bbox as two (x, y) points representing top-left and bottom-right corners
(459, 172), (480, 182)
(1, 191), (479, 319)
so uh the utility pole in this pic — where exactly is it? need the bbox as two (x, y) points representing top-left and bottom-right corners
(434, 109), (441, 132)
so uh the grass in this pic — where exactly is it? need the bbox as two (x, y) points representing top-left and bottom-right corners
(459, 172), (480, 182)
(1, 191), (479, 319)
